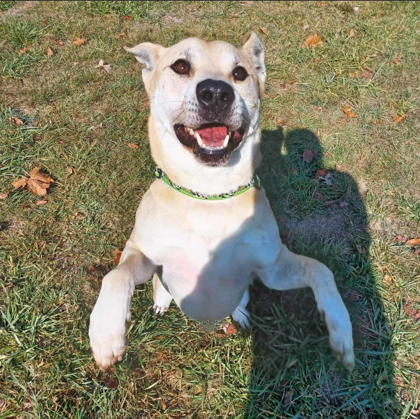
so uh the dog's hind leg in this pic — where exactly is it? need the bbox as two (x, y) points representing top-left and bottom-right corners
(257, 245), (354, 371)
(153, 268), (173, 315)
(232, 288), (250, 328)
(89, 239), (156, 370)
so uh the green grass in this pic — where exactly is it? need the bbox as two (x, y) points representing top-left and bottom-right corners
(1, 1), (419, 418)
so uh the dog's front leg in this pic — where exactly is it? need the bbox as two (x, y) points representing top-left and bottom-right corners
(89, 239), (156, 370)
(257, 245), (355, 371)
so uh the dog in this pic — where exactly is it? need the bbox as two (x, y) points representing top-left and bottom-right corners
(89, 32), (354, 371)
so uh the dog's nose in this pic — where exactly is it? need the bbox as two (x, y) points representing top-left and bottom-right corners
(196, 79), (234, 112)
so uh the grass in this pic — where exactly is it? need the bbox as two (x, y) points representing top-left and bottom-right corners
(0, 1), (419, 418)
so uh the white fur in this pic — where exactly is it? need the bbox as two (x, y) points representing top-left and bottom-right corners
(89, 33), (355, 372)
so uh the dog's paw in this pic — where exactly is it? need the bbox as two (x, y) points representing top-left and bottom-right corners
(325, 311), (355, 371)
(89, 303), (127, 370)
(153, 303), (170, 315)
(232, 307), (251, 329)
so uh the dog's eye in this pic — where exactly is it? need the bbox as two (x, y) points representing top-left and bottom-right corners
(232, 66), (248, 81)
(171, 59), (191, 75)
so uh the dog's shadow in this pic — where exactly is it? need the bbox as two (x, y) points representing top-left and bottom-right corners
(242, 127), (399, 417)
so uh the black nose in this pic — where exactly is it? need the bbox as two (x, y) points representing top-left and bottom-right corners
(196, 79), (234, 112)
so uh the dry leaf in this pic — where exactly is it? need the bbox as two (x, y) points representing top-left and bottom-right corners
(316, 168), (328, 177)
(392, 57), (401, 65)
(18, 47), (27, 54)
(66, 166), (74, 177)
(161, 402), (167, 411)
(303, 24), (310, 30)
(222, 322), (237, 335)
(47, 47), (54, 57)
(342, 106), (357, 118)
(125, 15), (132, 20)
(95, 59), (112, 73)
(277, 119), (287, 127)
(356, 244), (363, 254)
(397, 234), (407, 243)
(118, 32), (126, 38)
(87, 265), (97, 274)
(0, 193), (8, 200)
(27, 179), (49, 196)
(51, 39), (64, 47)
(250, 16), (256, 21)
(361, 70), (373, 79)
(302, 34), (323, 48)
(127, 143), (139, 149)
(36, 200), (47, 206)
(348, 28), (355, 38)
(383, 274), (392, 285)
(259, 27), (268, 35)
(12, 117), (23, 126)
(349, 71), (360, 78)
(302, 150), (316, 163)
(29, 166), (53, 184)
(114, 250), (122, 266)
(404, 304), (411, 316)
(406, 238), (420, 247)
(12, 177), (28, 189)
(102, 375), (119, 389)
(72, 37), (85, 46)
(394, 114), (405, 124)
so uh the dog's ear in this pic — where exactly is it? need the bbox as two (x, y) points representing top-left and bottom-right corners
(241, 31), (266, 97)
(124, 42), (167, 92)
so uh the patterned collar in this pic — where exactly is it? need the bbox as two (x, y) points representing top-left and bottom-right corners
(155, 167), (261, 201)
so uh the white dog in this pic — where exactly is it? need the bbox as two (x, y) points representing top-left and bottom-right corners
(89, 32), (354, 371)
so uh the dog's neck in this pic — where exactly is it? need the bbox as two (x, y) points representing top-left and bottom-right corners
(148, 116), (262, 196)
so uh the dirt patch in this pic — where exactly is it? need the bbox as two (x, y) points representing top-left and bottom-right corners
(1, 1), (37, 19)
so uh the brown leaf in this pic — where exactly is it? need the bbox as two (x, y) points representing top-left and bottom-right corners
(27, 179), (48, 196)
(250, 16), (256, 21)
(259, 27), (268, 35)
(114, 250), (122, 266)
(12, 116), (23, 126)
(342, 106), (357, 118)
(125, 15), (133, 20)
(118, 32), (126, 38)
(51, 39), (64, 47)
(222, 322), (237, 335)
(404, 304), (411, 316)
(356, 244), (363, 254)
(161, 401), (167, 411)
(316, 168), (327, 177)
(394, 114), (405, 124)
(95, 59), (112, 73)
(348, 28), (355, 38)
(47, 47), (54, 57)
(12, 177), (28, 189)
(87, 265), (97, 274)
(383, 274), (392, 285)
(361, 70), (373, 79)
(303, 23), (310, 30)
(127, 143), (139, 149)
(348, 71), (359, 78)
(397, 234), (407, 243)
(29, 166), (53, 184)
(0, 193), (8, 200)
(72, 37), (85, 46)
(18, 47), (27, 54)
(302, 150), (316, 163)
(406, 238), (420, 247)
(392, 57), (401, 65)
(102, 375), (119, 389)
(66, 166), (74, 177)
(302, 34), (323, 48)
(36, 200), (47, 206)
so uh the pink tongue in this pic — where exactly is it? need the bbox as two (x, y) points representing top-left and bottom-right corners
(196, 125), (228, 147)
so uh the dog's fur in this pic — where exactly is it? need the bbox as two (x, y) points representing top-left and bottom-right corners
(89, 32), (354, 371)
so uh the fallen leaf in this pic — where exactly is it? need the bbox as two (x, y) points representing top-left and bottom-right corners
(12, 117), (23, 126)
(361, 70), (373, 79)
(406, 238), (420, 247)
(118, 32), (126, 38)
(284, 390), (294, 405)
(114, 250), (122, 266)
(394, 114), (405, 124)
(371, 120), (377, 125)
(36, 200), (47, 206)
(66, 166), (74, 177)
(72, 37), (85, 46)
(342, 106), (357, 118)
(51, 39), (64, 47)
(356, 244), (363, 254)
(127, 143), (139, 149)
(250, 16), (256, 21)
(392, 57), (401, 65)
(222, 322), (237, 335)
(12, 177), (28, 189)
(348, 71), (360, 78)
(348, 28), (355, 38)
(0, 193), (8, 200)
(125, 15), (132, 20)
(102, 375), (119, 389)
(277, 119), (287, 127)
(29, 166), (53, 184)
(303, 23), (310, 30)
(95, 59), (112, 73)
(383, 274), (392, 285)
(302, 149), (316, 163)
(47, 47), (54, 57)
(18, 47), (27, 54)
(404, 304), (411, 316)
(87, 265), (97, 274)
(27, 179), (49, 196)
(316, 168), (327, 177)
(161, 401), (167, 411)
(42, 19), (47, 26)
(302, 34), (323, 48)
(259, 27), (268, 35)
(397, 234), (407, 243)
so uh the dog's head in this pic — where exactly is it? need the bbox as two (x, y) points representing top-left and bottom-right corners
(125, 33), (265, 191)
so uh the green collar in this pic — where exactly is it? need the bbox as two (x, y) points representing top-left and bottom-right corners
(155, 167), (261, 200)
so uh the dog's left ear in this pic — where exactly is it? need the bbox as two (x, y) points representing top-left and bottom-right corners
(124, 42), (167, 93)
(241, 31), (266, 97)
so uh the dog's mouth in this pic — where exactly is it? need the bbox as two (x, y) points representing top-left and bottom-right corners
(174, 124), (245, 166)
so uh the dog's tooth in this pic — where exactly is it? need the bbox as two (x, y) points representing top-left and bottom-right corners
(195, 132), (205, 147)
(223, 134), (229, 148)
(187, 128), (195, 135)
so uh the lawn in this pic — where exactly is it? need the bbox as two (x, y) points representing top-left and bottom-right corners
(1, 1), (419, 418)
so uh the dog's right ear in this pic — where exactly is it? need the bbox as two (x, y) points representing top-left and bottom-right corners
(124, 42), (167, 92)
